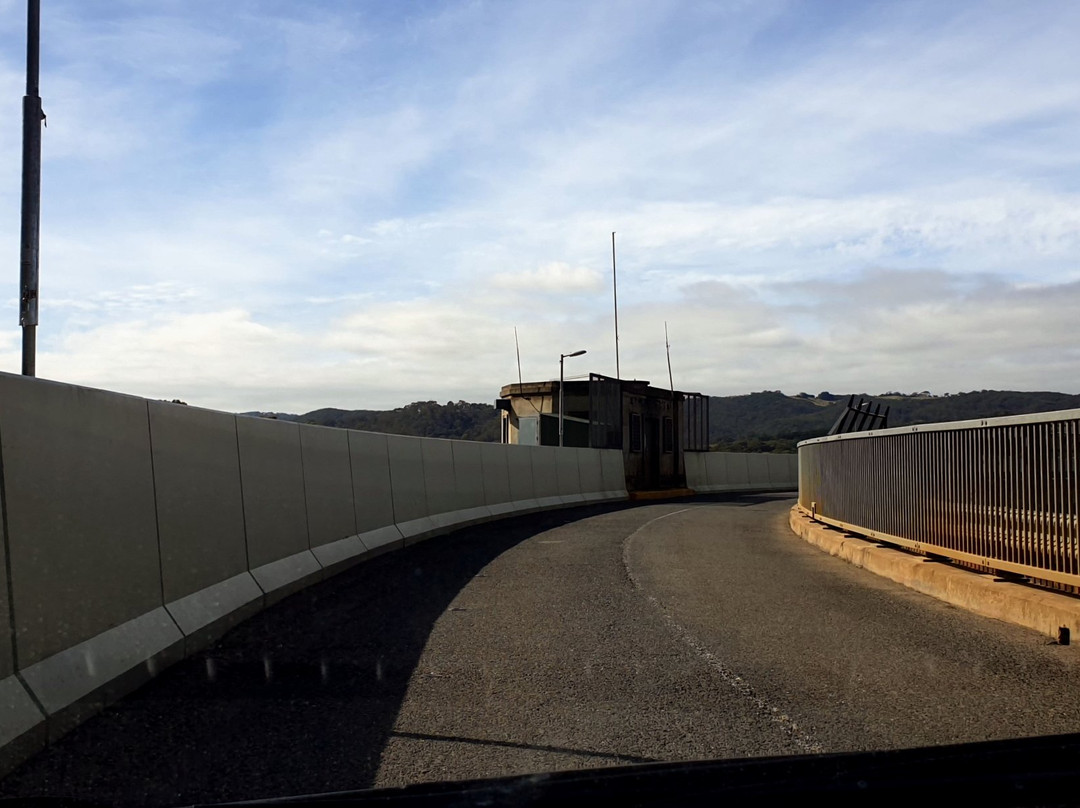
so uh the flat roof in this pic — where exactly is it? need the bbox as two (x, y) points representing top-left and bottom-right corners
(499, 378), (699, 400)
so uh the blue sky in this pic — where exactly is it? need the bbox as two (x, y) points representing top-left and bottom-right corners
(1, 0), (1079, 411)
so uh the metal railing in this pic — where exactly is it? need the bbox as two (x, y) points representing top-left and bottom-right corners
(798, 408), (1080, 588)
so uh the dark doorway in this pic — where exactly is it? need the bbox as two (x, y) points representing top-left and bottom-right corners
(644, 417), (661, 489)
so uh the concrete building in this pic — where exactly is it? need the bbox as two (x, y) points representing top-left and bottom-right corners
(497, 374), (709, 491)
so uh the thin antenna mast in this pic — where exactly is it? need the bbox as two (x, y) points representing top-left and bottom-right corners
(612, 231), (620, 380)
(514, 327), (524, 392)
(666, 322), (677, 468)
(665, 321), (674, 395)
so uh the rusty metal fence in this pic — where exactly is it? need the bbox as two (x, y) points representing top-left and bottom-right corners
(798, 409), (1080, 589)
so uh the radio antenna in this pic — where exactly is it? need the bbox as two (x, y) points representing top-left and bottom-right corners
(665, 321), (674, 395)
(612, 231), (620, 380)
(514, 326), (524, 392)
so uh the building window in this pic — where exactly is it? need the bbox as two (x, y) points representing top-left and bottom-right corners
(663, 416), (673, 453)
(629, 412), (642, 452)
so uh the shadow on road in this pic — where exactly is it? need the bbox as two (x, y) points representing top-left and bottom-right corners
(0, 493), (792, 807)
(389, 730), (662, 764)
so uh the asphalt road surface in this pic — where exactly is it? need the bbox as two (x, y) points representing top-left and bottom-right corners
(4, 493), (1080, 806)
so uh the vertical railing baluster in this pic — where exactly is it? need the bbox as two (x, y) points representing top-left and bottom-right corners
(799, 413), (1080, 589)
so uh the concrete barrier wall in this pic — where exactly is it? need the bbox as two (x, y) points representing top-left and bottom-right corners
(556, 447), (584, 505)
(702, 452), (729, 488)
(387, 435), (434, 542)
(601, 449), (630, 499)
(0, 378), (165, 668)
(450, 440), (491, 527)
(421, 438), (458, 534)
(531, 446), (562, 509)
(0, 534), (13, 683)
(726, 453), (752, 488)
(768, 453), (798, 485)
(685, 451), (798, 493)
(301, 423), (361, 573)
(0, 376), (184, 748)
(301, 424), (356, 548)
(346, 431), (401, 555)
(746, 454), (770, 486)
(506, 443), (541, 513)
(479, 442), (514, 516)
(683, 451), (706, 490)
(236, 416), (319, 599)
(0, 372), (626, 774)
(577, 448), (605, 502)
(148, 402), (262, 649)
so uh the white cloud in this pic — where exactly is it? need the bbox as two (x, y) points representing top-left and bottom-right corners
(275, 107), (441, 203)
(0, 267), (1069, 417)
(492, 262), (602, 293)
(54, 13), (239, 87)
(1, 1), (1079, 412)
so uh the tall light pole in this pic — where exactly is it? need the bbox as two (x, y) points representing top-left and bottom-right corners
(559, 349), (587, 447)
(19, 0), (43, 377)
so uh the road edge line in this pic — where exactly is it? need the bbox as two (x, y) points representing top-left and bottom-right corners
(623, 506), (823, 754)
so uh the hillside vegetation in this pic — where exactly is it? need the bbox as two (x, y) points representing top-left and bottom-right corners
(256, 390), (1080, 450)
(710, 390), (1080, 452)
(291, 400), (501, 442)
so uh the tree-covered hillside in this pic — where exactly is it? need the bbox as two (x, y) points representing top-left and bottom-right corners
(250, 390), (1080, 449)
(296, 400), (500, 442)
(709, 390), (1080, 452)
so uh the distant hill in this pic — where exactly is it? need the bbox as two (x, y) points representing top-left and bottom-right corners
(243, 390), (1080, 450)
(290, 400), (500, 442)
(709, 390), (1080, 452)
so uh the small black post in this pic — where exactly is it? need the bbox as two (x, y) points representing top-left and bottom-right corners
(19, 0), (42, 377)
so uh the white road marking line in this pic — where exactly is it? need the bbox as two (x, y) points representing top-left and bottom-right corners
(622, 507), (824, 755)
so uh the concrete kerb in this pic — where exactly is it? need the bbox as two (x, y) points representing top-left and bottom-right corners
(788, 506), (1080, 643)
(165, 573), (265, 656)
(19, 608), (185, 742)
(310, 536), (366, 573)
(249, 551), (324, 606)
(0, 676), (44, 774)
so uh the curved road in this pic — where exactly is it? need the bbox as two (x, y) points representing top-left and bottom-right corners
(4, 494), (1080, 805)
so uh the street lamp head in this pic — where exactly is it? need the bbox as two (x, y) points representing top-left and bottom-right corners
(558, 349), (586, 447)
